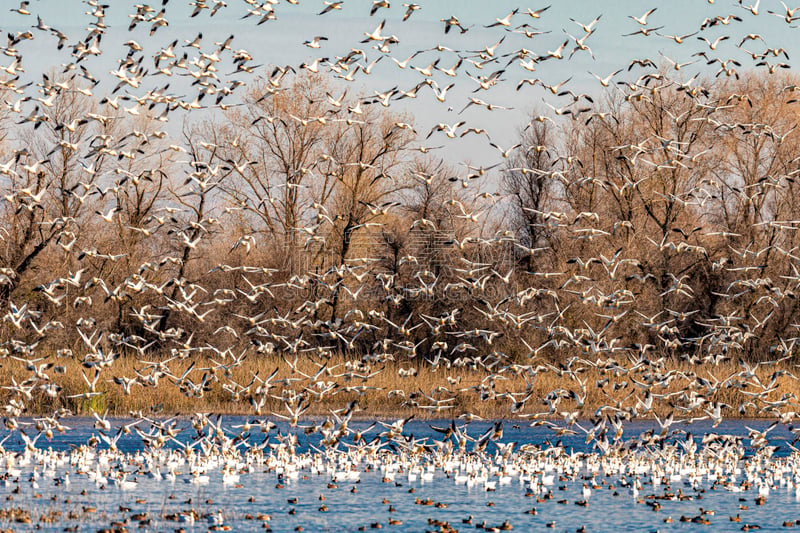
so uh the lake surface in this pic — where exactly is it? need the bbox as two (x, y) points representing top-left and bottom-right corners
(0, 418), (797, 532)
(5, 417), (794, 455)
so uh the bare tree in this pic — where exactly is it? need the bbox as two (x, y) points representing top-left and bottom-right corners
(0, 78), (114, 307)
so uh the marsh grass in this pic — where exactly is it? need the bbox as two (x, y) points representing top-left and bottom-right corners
(1, 350), (796, 422)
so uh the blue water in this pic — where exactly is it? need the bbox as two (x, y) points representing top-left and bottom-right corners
(7, 417), (794, 455)
(0, 418), (797, 532)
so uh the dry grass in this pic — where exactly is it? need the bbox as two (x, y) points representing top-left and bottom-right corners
(1, 350), (796, 422)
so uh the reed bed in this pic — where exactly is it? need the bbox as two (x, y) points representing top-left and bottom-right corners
(0, 350), (795, 422)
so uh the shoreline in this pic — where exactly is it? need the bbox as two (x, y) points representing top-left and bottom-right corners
(13, 412), (787, 421)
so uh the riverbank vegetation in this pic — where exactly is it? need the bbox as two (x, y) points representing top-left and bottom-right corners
(1, 67), (800, 424)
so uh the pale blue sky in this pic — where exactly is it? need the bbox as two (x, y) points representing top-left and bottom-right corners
(3, 0), (800, 176)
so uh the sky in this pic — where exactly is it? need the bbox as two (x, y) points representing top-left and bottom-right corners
(3, 0), (800, 176)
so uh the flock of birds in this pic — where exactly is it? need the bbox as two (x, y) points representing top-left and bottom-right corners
(0, 0), (800, 530)
(0, 424), (797, 532)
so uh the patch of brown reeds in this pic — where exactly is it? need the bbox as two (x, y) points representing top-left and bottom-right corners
(0, 350), (795, 423)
